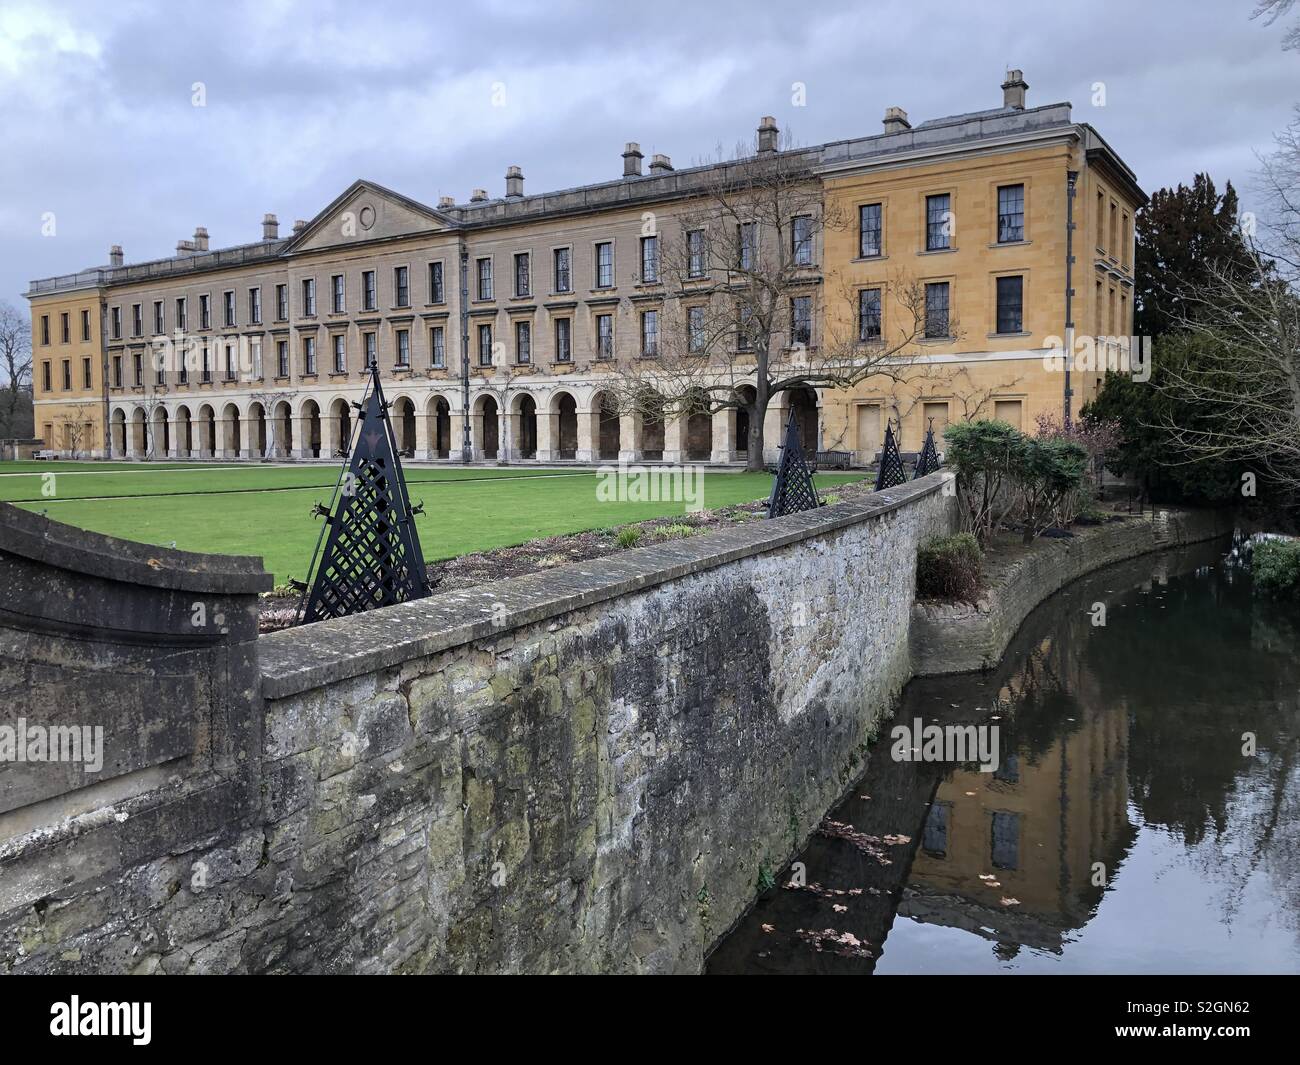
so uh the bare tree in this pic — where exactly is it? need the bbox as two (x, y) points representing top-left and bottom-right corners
(56, 400), (97, 458)
(605, 137), (933, 470)
(0, 299), (33, 438)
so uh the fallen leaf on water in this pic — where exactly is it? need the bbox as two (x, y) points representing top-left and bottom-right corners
(882, 834), (911, 846)
(978, 874), (996, 881)
(147, 558), (163, 569)
(761, 923), (775, 933)
(833, 904), (847, 913)
(1000, 897), (1021, 907)
(964, 791), (977, 796)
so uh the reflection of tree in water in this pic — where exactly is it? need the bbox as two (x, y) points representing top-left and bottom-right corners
(1083, 551), (1300, 938)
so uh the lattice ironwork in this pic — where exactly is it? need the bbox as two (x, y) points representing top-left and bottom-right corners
(297, 363), (431, 624)
(768, 408), (821, 518)
(874, 421), (907, 491)
(913, 422), (942, 479)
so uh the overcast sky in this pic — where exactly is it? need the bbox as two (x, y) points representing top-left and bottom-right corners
(1, 0), (1296, 316)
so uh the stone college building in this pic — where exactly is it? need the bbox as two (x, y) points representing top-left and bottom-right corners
(27, 71), (1144, 465)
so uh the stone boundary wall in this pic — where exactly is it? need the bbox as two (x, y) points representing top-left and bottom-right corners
(909, 507), (1234, 676)
(1, 474), (958, 974)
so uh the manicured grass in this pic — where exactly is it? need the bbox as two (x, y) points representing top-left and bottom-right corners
(8, 461), (867, 583)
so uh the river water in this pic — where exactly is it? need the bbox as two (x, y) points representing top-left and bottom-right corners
(708, 538), (1300, 974)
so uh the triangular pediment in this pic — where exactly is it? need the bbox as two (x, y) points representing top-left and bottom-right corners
(284, 180), (453, 253)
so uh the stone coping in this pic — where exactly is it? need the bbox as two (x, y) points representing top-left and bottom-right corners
(258, 471), (953, 699)
(0, 501), (272, 595)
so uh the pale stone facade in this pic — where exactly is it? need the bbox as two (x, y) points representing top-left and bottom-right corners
(27, 72), (1144, 464)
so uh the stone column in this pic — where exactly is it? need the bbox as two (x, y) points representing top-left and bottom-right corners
(762, 400), (786, 466)
(240, 417), (258, 459)
(576, 406), (595, 463)
(711, 407), (735, 464)
(536, 406), (557, 462)
(415, 402), (433, 460)
(663, 413), (686, 464)
(618, 411), (640, 463)
(448, 411), (467, 462)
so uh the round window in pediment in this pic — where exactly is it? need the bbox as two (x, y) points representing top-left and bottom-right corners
(358, 204), (376, 231)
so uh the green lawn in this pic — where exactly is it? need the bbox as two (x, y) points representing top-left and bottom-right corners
(6, 461), (867, 584)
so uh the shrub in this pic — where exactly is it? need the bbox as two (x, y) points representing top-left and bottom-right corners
(1013, 436), (1089, 541)
(615, 527), (643, 548)
(916, 532), (984, 602)
(655, 522), (696, 540)
(943, 420), (1022, 546)
(1252, 538), (1300, 597)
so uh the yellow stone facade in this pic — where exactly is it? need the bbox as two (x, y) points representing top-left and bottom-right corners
(27, 73), (1144, 465)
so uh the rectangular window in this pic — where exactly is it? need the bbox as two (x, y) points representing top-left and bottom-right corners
(858, 288), (882, 342)
(200, 345), (211, 383)
(596, 314), (613, 358)
(995, 275), (1024, 334)
(429, 260), (444, 303)
(364, 331), (377, 366)
(61, 359), (71, 390)
(250, 338), (262, 379)
(1110, 201), (1118, 257)
(595, 242), (613, 288)
(554, 318), (571, 362)
(924, 281), (950, 338)
(303, 335), (316, 375)
(276, 340), (288, 378)
(553, 247), (571, 292)
(478, 323), (494, 366)
(991, 811), (1020, 870)
(395, 265), (410, 307)
(688, 306), (706, 353)
(790, 295), (812, 345)
(156, 352), (165, 385)
(791, 215), (813, 266)
(112, 356), (122, 388)
(430, 326), (445, 368)
(993, 399), (1023, 430)
(175, 297), (187, 331)
(178, 353), (188, 384)
(133, 352), (143, 386)
(687, 229), (706, 277)
(224, 343), (236, 380)
(738, 222), (755, 269)
(81, 309), (91, 341)
(41, 360), (51, 391)
(130, 305), (141, 337)
(332, 274), (345, 313)
(997, 184), (1025, 243)
(640, 236), (659, 282)
(477, 258), (493, 300)
(223, 290), (236, 327)
(60, 312), (69, 343)
(515, 320), (531, 363)
(199, 293), (211, 330)
(926, 194), (951, 251)
(1096, 189), (1106, 248)
(362, 270), (376, 311)
(248, 287), (261, 324)
(332, 333), (346, 373)
(301, 278), (316, 316)
(396, 328), (410, 366)
(110, 307), (121, 340)
(640, 310), (658, 356)
(859, 203), (882, 257)
(40, 315), (49, 346)
(922, 802), (950, 858)
(82, 357), (92, 388)
(513, 253), (530, 297)
(276, 283), (288, 320)
(737, 304), (754, 351)
(153, 301), (164, 335)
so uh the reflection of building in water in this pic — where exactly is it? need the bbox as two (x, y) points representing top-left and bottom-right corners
(900, 631), (1134, 954)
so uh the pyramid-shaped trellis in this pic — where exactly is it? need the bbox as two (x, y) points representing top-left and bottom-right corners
(767, 408), (821, 518)
(913, 423), (942, 479)
(297, 363), (431, 623)
(874, 422), (907, 491)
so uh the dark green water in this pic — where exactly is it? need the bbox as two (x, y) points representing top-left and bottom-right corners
(708, 538), (1300, 974)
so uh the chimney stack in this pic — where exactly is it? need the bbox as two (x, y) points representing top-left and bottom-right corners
(262, 213), (279, 240)
(883, 106), (911, 133)
(437, 196), (455, 209)
(193, 226), (209, 252)
(108, 244), (123, 268)
(470, 188), (488, 202)
(292, 219), (308, 234)
(649, 153), (673, 174)
(757, 116), (779, 154)
(505, 165), (524, 198)
(622, 142), (643, 177)
(175, 239), (195, 257)
(1001, 69), (1028, 110)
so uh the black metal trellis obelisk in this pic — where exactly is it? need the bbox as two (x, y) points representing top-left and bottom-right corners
(767, 408), (821, 518)
(913, 421), (942, 479)
(874, 421), (907, 491)
(296, 361), (431, 624)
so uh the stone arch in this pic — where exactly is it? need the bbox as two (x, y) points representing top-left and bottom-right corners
(788, 385), (819, 455)
(246, 402), (266, 458)
(221, 402), (242, 458)
(474, 393), (500, 460)
(391, 395), (416, 456)
(591, 390), (620, 461)
(733, 385), (757, 463)
(150, 406), (170, 458)
(273, 400), (294, 458)
(110, 408), (127, 458)
(300, 398), (322, 458)
(550, 390), (578, 460)
(175, 404), (194, 457)
(196, 404), (217, 459)
(327, 396), (352, 457)
(511, 391), (537, 460)
(427, 394), (452, 458)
